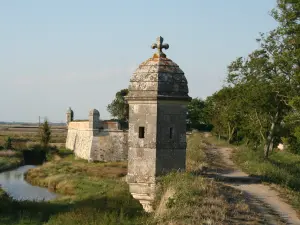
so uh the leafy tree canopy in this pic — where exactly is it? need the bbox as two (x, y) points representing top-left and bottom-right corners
(205, 0), (300, 157)
(39, 119), (51, 149)
(107, 89), (129, 122)
(187, 98), (212, 131)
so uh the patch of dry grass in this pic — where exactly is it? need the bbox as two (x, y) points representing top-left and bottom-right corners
(149, 132), (267, 224)
(25, 155), (128, 195)
(5, 155), (146, 224)
(0, 125), (67, 150)
(233, 145), (300, 215)
(0, 152), (23, 172)
(186, 132), (208, 172)
(0, 150), (18, 157)
(1, 131), (275, 224)
(196, 133), (300, 217)
(151, 173), (265, 225)
(186, 132), (231, 173)
(270, 184), (300, 216)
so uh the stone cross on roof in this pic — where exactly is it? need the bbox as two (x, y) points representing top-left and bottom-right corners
(151, 36), (169, 58)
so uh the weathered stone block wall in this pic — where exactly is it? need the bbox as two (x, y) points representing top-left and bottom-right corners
(65, 121), (90, 151)
(65, 121), (93, 160)
(66, 121), (127, 162)
(66, 129), (93, 160)
(127, 102), (157, 185)
(127, 102), (158, 212)
(73, 131), (93, 160)
(65, 129), (77, 150)
(67, 121), (89, 130)
(156, 101), (187, 174)
(90, 131), (128, 162)
(100, 121), (120, 130)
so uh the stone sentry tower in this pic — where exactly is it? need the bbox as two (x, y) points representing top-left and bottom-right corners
(126, 36), (190, 211)
(66, 107), (74, 124)
(89, 109), (100, 135)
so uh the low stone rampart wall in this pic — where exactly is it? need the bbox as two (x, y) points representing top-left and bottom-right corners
(66, 121), (128, 162)
(66, 121), (92, 160)
(90, 131), (128, 162)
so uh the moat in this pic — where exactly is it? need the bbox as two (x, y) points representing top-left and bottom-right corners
(0, 165), (57, 201)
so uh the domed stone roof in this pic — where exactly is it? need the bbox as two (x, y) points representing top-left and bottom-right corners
(66, 107), (73, 113)
(89, 109), (100, 115)
(127, 36), (190, 101)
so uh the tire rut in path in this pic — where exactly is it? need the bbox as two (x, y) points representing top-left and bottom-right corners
(205, 146), (300, 225)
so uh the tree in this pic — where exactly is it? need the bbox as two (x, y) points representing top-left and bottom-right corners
(271, 0), (300, 153)
(205, 87), (245, 143)
(187, 98), (211, 131)
(224, 0), (300, 157)
(227, 49), (292, 157)
(4, 136), (12, 150)
(284, 96), (300, 153)
(39, 119), (51, 149)
(183, 0), (299, 156)
(107, 89), (129, 122)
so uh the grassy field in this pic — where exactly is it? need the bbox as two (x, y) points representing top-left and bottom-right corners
(0, 133), (269, 225)
(0, 124), (67, 150)
(0, 123), (67, 172)
(0, 150), (23, 172)
(198, 134), (300, 215)
(151, 133), (266, 224)
(1, 151), (146, 225)
(233, 145), (300, 214)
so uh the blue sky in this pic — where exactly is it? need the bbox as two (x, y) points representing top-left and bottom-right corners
(0, 0), (278, 122)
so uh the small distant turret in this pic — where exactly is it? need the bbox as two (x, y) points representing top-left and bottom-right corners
(66, 107), (74, 124)
(89, 109), (100, 131)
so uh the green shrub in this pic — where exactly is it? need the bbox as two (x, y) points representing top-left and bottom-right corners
(4, 136), (13, 150)
(39, 120), (52, 149)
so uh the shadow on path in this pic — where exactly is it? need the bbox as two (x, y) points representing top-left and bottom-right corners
(200, 144), (300, 225)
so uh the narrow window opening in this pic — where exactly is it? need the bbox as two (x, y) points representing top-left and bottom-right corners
(169, 127), (173, 139)
(139, 127), (145, 138)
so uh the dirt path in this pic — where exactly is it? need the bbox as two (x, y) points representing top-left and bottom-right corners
(205, 146), (300, 225)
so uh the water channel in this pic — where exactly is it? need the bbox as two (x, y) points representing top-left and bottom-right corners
(0, 165), (58, 201)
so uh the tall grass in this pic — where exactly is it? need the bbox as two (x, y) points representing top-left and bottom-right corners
(186, 133), (208, 172)
(150, 172), (265, 225)
(0, 151), (23, 172)
(233, 146), (300, 213)
(234, 147), (300, 190)
(146, 133), (267, 224)
(0, 133), (273, 224)
(0, 127), (67, 151)
(0, 190), (144, 225)
(0, 154), (147, 224)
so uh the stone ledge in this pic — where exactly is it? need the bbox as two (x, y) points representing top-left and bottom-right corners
(126, 96), (191, 102)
